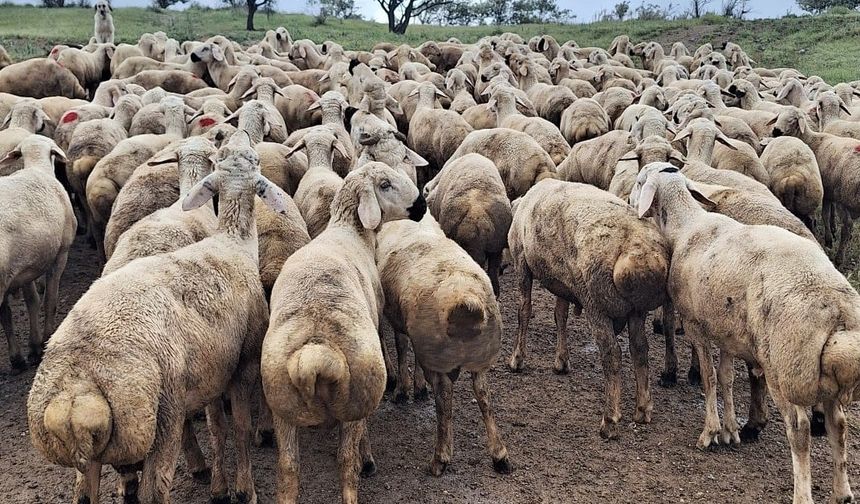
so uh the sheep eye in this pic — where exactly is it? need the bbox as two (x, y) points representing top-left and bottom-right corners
(380, 180), (392, 191)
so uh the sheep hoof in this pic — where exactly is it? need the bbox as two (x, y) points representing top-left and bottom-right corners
(393, 390), (409, 404)
(739, 424), (763, 442)
(492, 457), (513, 475)
(429, 458), (448, 477)
(77, 497), (92, 504)
(507, 353), (524, 373)
(687, 367), (701, 386)
(696, 431), (720, 451)
(833, 495), (855, 504)
(552, 359), (569, 375)
(210, 493), (231, 504)
(599, 420), (619, 441)
(191, 468), (211, 484)
(652, 318), (664, 335)
(9, 355), (26, 375)
(721, 427), (741, 447)
(811, 411), (827, 437)
(360, 460), (377, 478)
(659, 371), (678, 388)
(413, 387), (430, 401)
(254, 429), (275, 448)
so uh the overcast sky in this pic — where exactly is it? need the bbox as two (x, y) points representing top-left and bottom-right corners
(10, 0), (805, 23)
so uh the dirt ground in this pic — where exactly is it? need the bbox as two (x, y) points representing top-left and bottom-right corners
(2, 235), (859, 504)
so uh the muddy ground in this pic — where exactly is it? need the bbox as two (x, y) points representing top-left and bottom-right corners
(1, 235), (858, 503)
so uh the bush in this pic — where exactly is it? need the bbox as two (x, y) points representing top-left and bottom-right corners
(313, 7), (328, 25)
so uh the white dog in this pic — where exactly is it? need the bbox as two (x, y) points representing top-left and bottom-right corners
(93, 0), (114, 44)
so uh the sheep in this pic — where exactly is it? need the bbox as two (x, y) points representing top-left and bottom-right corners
(225, 99), (288, 144)
(461, 103), (497, 130)
(261, 161), (425, 504)
(0, 44), (11, 69)
(591, 87), (635, 124)
(87, 96), (188, 260)
(560, 98), (611, 145)
(489, 85), (570, 165)
(355, 121), (428, 185)
(406, 82), (473, 179)
(238, 76), (289, 140)
(510, 55), (575, 126)
(254, 194), (310, 298)
(816, 91), (860, 140)
(446, 68), (478, 113)
(770, 106), (860, 264)
(102, 138), (200, 260)
(0, 135), (76, 371)
(0, 58), (87, 99)
(0, 100), (53, 176)
(101, 137), (218, 275)
(28, 131), (279, 504)
(446, 128), (557, 200)
(93, 0), (114, 44)
(56, 44), (115, 98)
(759, 136), (823, 229)
(509, 179), (670, 439)
(630, 163), (860, 504)
(557, 130), (638, 189)
(263, 27), (292, 55)
(726, 78), (787, 115)
(289, 125), (347, 238)
(376, 213), (512, 475)
(188, 98), (231, 136)
(423, 153), (511, 297)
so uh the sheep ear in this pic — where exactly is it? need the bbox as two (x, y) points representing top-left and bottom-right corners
(319, 73), (330, 83)
(285, 138), (306, 157)
(518, 65), (528, 77)
(50, 145), (68, 163)
(407, 87), (420, 98)
(223, 109), (240, 126)
(357, 183), (382, 230)
(716, 133), (736, 150)
(1, 112), (11, 129)
(182, 172), (221, 211)
(148, 152), (179, 166)
(405, 148), (428, 167)
(765, 116), (778, 127)
(669, 152), (687, 167)
(307, 100), (321, 111)
(686, 180), (717, 210)
(840, 102), (851, 115)
(672, 126), (692, 143)
(332, 139), (349, 160)
(255, 174), (290, 214)
(618, 155), (639, 162)
(435, 88), (447, 99)
(240, 86), (256, 100)
(637, 179), (657, 218)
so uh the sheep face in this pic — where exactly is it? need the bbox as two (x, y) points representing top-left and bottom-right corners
(351, 162), (425, 230)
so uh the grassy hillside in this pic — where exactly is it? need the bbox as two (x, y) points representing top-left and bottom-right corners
(0, 6), (858, 83)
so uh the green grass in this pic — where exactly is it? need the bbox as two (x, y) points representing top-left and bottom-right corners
(0, 6), (858, 83)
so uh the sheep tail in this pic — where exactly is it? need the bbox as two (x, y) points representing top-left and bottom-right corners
(818, 330), (860, 407)
(613, 244), (669, 311)
(72, 156), (99, 186)
(42, 383), (112, 472)
(286, 343), (349, 405)
(775, 174), (803, 213)
(438, 276), (487, 339)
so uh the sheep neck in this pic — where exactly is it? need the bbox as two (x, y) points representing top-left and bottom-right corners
(685, 130), (716, 165)
(518, 70), (538, 91)
(651, 180), (708, 245)
(217, 188), (258, 243)
(178, 155), (212, 196)
(306, 143), (334, 170)
(328, 176), (376, 246)
(256, 86), (276, 105)
(113, 108), (136, 131)
(163, 109), (187, 138)
(320, 104), (343, 125)
(495, 98), (518, 122)
(238, 115), (266, 144)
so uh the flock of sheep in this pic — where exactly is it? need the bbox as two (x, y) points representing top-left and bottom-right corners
(1, 3), (860, 503)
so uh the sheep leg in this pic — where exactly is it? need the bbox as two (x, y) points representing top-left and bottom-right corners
(471, 370), (512, 474)
(835, 206), (854, 267)
(73, 461), (102, 504)
(427, 370), (454, 476)
(338, 420), (364, 504)
(658, 301), (679, 387)
(717, 350), (740, 446)
(824, 400), (854, 503)
(273, 416), (300, 504)
(740, 363), (769, 442)
(413, 354), (428, 400)
(21, 282), (43, 365)
(116, 468), (139, 503)
(229, 371), (258, 504)
(771, 391), (814, 504)
(44, 247), (69, 338)
(628, 313), (652, 424)
(254, 386), (275, 447)
(393, 331), (412, 403)
(687, 341), (702, 387)
(487, 252), (502, 299)
(206, 399), (229, 501)
(182, 417), (210, 483)
(378, 321), (397, 392)
(811, 403), (827, 437)
(552, 297), (570, 374)
(823, 199), (834, 248)
(138, 394), (184, 504)
(0, 294), (25, 373)
(587, 311), (622, 440)
(690, 335), (720, 450)
(358, 422), (377, 477)
(508, 266), (533, 372)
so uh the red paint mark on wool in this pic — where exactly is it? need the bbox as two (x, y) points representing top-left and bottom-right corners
(199, 117), (216, 127)
(854, 145), (860, 153)
(61, 112), (78, 124)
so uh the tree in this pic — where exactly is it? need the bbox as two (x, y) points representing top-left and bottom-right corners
(509, 0), (572, 23)
(634, 1), (676, 19)
(417, 0), (481, 25)
(223, 0), (276, 31)
(40, 0), (65, 7)
(721, 0), (750, 18)
(689, 0), (711, 17)
(796, 0), (860, 13)
(614, 1), (630, 19)
(478, 0), (512, 24)
(309, 0), (358, 19)
(151, 0), (180, 8)
(376, 0), (454, 33)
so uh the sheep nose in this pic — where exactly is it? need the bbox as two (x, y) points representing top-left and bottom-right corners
(407, 194), (426, 222)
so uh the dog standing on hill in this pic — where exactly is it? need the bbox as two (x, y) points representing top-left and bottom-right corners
(93, 0), (114, 44)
